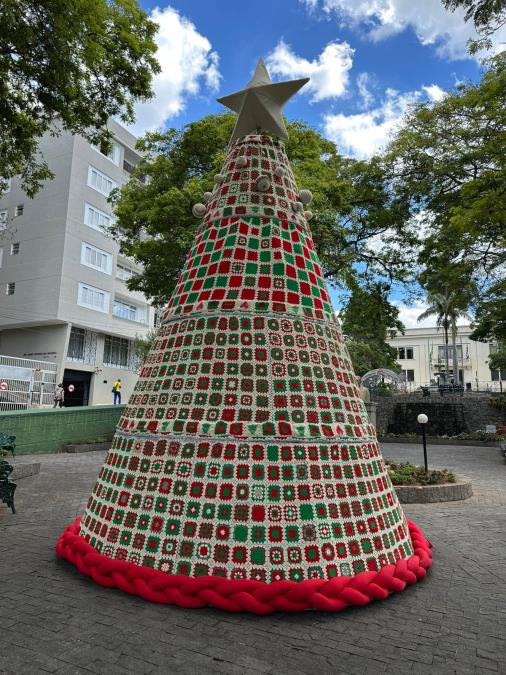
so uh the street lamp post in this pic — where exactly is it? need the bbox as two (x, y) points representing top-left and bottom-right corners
(417, 413), (429, 472)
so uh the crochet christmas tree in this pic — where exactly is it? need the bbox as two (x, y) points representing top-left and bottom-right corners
(56, 59), (432, 614)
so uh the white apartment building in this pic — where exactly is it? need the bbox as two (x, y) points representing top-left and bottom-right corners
(387, 325), (503, 391)
(0, 120), (156, 405)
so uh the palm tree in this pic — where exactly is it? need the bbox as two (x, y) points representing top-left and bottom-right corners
(418, 290), (471, 385)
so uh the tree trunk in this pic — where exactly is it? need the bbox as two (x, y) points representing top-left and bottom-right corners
(444, 317), (450, 384)
(451, 320), (459, 385)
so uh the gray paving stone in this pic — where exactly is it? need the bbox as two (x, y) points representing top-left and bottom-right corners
(1, 443), (506, 674)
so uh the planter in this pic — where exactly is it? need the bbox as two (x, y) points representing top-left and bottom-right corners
(394, 478), (472, 504)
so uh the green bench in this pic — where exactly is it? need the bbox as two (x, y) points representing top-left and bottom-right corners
(0, 460), (16, 513)
(0, 434), (17, 513)
(0, 432), (16, 457)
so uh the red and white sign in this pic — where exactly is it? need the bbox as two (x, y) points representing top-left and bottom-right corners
(68, 384), (75, 392)
(0, 381), (8, 391)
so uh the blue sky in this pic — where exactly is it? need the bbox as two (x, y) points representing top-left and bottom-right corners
(133, 0), (496, 324)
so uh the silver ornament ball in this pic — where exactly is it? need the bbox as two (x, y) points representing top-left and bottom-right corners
(304, 210), (314, 221)
(256, 175), (271, 192)
(298, 189), (313, 205)
(236, 156), (248, 168)
(274, 167), (285, 178)
(192, 203), (207, 218)
(203, 191), (213, 203)
(214, 173), (225, 184)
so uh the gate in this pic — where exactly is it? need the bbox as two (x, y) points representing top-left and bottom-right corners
(0, 356), (58, 410)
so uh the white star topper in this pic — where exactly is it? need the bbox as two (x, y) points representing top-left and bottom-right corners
(217, 58), (309, 143)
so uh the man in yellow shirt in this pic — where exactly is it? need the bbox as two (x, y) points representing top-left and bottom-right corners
(112, 379), (122, 405)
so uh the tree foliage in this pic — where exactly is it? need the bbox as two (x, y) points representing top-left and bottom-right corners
(386, 53), (506, 295)
(340, 283), (404, 376)
(0, 0), (159, 197)
(110, 114), (415, 306)
(442, 0), (506, 51)
(469, 280), (506, 342)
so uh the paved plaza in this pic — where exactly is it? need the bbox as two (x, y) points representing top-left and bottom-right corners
(1, 442), (505, 674)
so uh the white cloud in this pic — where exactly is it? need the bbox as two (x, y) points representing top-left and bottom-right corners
(323, 82), (447, 157)
(394, 300), (471, 329)
(266, 40), (354, 102)
(356, 72), (375, 107)
(301, 0), (506, 60)
(422, 83), (446, 102)
(130, 6), (220, 135)
(323, 88), (417, 157)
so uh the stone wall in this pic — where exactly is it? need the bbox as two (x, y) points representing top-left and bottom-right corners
(376, 393), (504, 435)
(0, 405), (124, 454)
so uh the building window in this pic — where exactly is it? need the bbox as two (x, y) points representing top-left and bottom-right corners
(396, 347), (414, 359)
(15, 204), (23, 217)
(10, 243), (19, 255)
(6, 282), (15, 295)
(438, 345), (463, 361)
(77, 282), (109, 313)
(87, 166), (117, 196)
(154, 309), (162, 327)
(84, 203), (114, 230)
(80, 242), (112, 274)
(103, 334), (136, 369)
(0, 210), (8, 230)
(402, 369), (415, 382)
(491, 369), (506, 381)
(93, 140), (121, 166)
(113, 298), (145, 322)
(67, 327), (97, 364)
(116, 263), (135, 281)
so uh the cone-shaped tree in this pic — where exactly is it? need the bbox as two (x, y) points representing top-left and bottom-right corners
(56, 60), (432, 614)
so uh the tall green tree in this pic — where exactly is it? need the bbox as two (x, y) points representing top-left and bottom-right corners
(109, 114), (415, 306)
(0, 0), (159, 197)
(417, 290), (471, 384)
(469, 279), (506, 342)
(442, 0), (506, 51)
(340, 283), (404, 376)
(386, 53), (506, 298)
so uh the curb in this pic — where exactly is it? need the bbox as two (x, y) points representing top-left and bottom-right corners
(60, 442), (110, 454)
(394, 479), (472, 504)
(379, 437), (499, 447)
(10, 462), (41, 481)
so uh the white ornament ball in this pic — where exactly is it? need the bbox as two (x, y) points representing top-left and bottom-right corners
(236, 156), (248, 168)
(274, 167), (285, 178)
(203, 191), (213, 203)
(214, 173), (225, 184)
(304, 210), (314, 221)
(298, 189), (313, 205)
(192, 203), (206, 218)
(293, 201), (303, 213)
(256, 175), (271, 192)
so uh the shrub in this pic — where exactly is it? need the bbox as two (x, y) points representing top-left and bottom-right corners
(386, 459), (456, 486)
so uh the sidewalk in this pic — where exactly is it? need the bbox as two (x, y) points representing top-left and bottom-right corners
(1, 444), (505, 674)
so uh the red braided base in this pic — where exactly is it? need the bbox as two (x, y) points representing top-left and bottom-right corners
(56, 517), (432, 614)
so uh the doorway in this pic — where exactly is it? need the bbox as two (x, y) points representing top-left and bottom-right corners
(63, 369), (92, 406)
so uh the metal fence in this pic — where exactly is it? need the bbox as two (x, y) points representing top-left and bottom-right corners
(0, 355), (58, 411)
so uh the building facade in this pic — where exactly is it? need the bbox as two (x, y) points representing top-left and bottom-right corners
(387, 325), (502, 391)
(0, 120), (156, 405)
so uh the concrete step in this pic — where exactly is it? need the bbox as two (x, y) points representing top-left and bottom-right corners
(61, 442), (110, 454)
